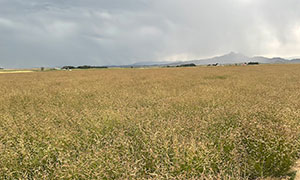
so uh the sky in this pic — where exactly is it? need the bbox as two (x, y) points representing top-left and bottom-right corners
(0, 0), (300, 68)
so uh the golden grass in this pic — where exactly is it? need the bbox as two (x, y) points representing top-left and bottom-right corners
(0, 70), (34, 74)
(0, 64), (300, 179)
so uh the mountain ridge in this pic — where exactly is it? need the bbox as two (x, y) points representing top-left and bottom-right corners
(129, 52), (300, 67)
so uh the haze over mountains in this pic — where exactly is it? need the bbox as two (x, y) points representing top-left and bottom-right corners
(130, 52), (300, 67)
(2, 52), (300, 69)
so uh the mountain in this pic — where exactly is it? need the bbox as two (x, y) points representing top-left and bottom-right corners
(290, 59), (300, 63)
(187, 52), (250, 65)
(129, 52), (299, 67)
(187, 52), (290, 65)
(288, 56), (300, 60)
(131, 61), (173, 66)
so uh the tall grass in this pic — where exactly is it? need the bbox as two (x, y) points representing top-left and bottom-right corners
(0, 65), (300, 179)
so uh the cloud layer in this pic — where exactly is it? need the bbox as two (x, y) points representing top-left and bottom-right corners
(1, 0), (300, 68)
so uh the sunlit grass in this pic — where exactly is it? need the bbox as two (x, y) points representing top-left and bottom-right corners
(0, 70), (34, 73)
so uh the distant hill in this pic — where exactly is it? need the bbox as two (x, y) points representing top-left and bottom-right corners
(290, 59), (300, 63)
(129, 52), (299, 67)
(131, 61), (173, 66)
(187, 52), (250, 65)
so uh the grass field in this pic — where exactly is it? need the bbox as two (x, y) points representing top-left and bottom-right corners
(0, 70), (34, 74)
(0, 64), (300, 179)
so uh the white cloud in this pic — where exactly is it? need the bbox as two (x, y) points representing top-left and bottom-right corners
(0, 18), (16, 28)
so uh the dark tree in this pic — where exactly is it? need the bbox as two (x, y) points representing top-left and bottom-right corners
(176, 63), (196, 67)
(247, 62), (259, 65)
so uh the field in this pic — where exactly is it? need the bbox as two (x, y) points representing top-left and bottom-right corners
(0, 64), (300, 179)
(0, 70), (34, 74)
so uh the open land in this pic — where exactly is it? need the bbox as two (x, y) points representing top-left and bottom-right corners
(0, 64), (300, 179)
(0, 70), (34, 74)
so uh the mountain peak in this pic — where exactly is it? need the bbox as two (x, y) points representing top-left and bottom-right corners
(128, 52), (294, 67)
(226, 51), (246, 56)
(220, 52), (248, 59)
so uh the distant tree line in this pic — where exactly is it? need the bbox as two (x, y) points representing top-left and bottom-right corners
(62, 65), (108, 70)
(207, 63), (219, 66)
(176, 63), (197, 67)
(247, 62), (259, 65)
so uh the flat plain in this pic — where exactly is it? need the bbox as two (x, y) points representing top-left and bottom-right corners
(0, 70), (34, 74)
(0, 64), (300, 179)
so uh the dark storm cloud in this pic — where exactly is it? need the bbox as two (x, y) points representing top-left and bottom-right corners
(0, 0), (300, 68)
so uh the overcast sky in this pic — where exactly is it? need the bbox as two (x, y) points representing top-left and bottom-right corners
(0, 0), (300, 68)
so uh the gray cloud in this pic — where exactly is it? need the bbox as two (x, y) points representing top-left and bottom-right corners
(0, 0), (300, 68)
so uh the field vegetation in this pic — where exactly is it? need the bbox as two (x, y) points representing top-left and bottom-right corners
(0, 64), (300, 179)
(0, 70), (34, 74)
